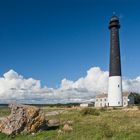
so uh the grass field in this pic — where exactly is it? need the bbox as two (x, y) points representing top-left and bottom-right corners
(0, 106), (140, 140)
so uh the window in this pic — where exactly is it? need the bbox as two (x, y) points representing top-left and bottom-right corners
(118, 101), (120, 104)
(100, 99), (102, 101)
(123, 97), (127, 101)
(100, 103), (102, 107)
(96, 99), (98, 101)
(104, 98), (106, 101)
(118, 85), (119, 87)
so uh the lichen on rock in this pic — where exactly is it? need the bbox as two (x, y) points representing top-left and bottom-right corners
(0, 104), (48, 135)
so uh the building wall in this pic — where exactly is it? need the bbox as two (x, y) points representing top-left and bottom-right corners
(80, 104), (89, 107)
(80, 103), (94, 107)
(95, 95), (134, 108)
(95, 97), (108, 107)
(123, 96), (128, 107)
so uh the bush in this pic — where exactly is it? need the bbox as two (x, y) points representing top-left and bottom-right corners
(137, 104), (140, 110)
(99, 107), (107, 112)
(81, 108), (100, 116)
(99, 122), (114, 138)
(130, 92), (140, 104)
(103, 128), (114, 138)
(112, 107), (120, 110)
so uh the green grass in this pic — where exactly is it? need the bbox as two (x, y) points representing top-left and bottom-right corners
(0, 107), (10, 117)
(0, 107), (140, 140)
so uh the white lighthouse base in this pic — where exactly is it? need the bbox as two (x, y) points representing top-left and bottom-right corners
(108, 76), (123, 107)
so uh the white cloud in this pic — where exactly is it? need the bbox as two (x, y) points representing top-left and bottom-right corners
(60, 67), (108, 92)
(123, 76), (140, 93)
(0, 69), (41, 102)
(0, 67), (140, 104)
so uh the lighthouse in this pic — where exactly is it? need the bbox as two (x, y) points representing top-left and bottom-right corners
(108, 15), (123, 107)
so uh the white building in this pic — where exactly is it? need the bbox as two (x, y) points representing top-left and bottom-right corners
(80, 102), (94, 108)
(95, 92), (134, 108)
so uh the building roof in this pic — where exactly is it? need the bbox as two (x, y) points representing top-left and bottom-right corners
(123, 92), (130, 97)
(96, 93), (108, 98)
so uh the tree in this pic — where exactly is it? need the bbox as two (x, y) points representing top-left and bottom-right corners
(130, 92), (140, 104)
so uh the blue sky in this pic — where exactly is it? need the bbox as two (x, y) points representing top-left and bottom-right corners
(0, 0), (140, 88)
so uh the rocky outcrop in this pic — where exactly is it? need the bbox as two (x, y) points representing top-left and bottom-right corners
(62, 124), (73, 132)
(48, 119), (60, 127)
(0, 104), (48, 135)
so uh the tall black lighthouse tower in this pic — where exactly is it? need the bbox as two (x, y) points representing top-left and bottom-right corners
(108, 16), (123, 107)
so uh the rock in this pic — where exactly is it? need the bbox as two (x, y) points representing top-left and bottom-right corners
(48, 119), (60, 127)
(62, 120), (74, 125)
(0, 104), (48, 135)
(45, 110), (64, 117)
(62, 124), (73, 132)
(57, 129), (63, 134)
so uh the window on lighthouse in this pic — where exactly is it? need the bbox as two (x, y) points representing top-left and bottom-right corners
(118, 85), (119, 87)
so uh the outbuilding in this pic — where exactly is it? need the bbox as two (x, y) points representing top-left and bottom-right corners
(80, 102), (94, 108)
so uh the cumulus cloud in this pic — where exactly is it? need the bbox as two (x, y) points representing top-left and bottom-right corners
(123, 76), (140, 93)
(60, 67), (108, 93)
(0, 70), (41, 102)
(0, 67), (140, 104)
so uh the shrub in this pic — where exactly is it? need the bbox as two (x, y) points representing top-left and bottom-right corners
(103, 128), (114, 138)
(99, 122), (114, 138)
(81, 108), (100, 116)
(127, 105), (134, 108)
(112, 107), (120, 110)
(99, 107), (107, 112)
(137, 104), (140, 110)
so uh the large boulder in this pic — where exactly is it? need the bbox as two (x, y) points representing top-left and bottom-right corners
(0, 104), (48, 135)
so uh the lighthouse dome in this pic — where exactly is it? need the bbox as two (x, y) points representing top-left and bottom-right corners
(109, 15), (120, 29)
(110, 16), (119, 22)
